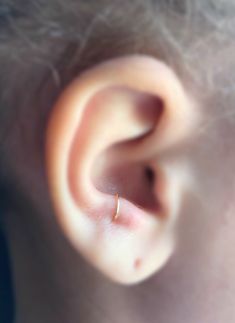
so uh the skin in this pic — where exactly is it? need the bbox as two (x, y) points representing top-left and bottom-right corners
(2, 53), (235, 323)
(46, 56), (199, 284)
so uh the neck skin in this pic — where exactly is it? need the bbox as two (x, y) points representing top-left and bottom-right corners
(4, 191), (235, 323)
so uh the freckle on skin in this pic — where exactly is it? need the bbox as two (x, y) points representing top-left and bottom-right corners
(134, 258), (142, 269)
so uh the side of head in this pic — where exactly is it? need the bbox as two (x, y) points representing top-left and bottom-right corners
(1, 0), (235, 322)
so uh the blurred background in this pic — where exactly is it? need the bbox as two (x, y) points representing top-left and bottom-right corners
(0, 223), (14, 323)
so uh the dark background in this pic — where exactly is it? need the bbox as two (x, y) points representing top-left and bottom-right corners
(0, 226), (14, 323)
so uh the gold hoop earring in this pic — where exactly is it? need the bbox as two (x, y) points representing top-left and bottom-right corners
(113, 193), (120, 221)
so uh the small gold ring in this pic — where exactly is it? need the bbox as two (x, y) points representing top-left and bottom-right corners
(113, 193), (120, 221)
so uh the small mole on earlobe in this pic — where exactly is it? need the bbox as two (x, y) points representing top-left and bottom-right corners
(134, 258), (142, 269)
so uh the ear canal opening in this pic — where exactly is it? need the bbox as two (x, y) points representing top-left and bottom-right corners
(145, 166), (155, 185)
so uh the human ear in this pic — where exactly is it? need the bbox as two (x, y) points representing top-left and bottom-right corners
(46, 55), (199, 285)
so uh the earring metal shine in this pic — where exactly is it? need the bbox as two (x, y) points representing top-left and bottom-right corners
(113, 193), (120, 221)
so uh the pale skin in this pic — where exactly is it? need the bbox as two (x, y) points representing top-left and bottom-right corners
(2, 55), (235, 323)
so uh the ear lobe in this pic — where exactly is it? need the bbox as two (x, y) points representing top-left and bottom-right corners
(46, 55), (199, 284)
